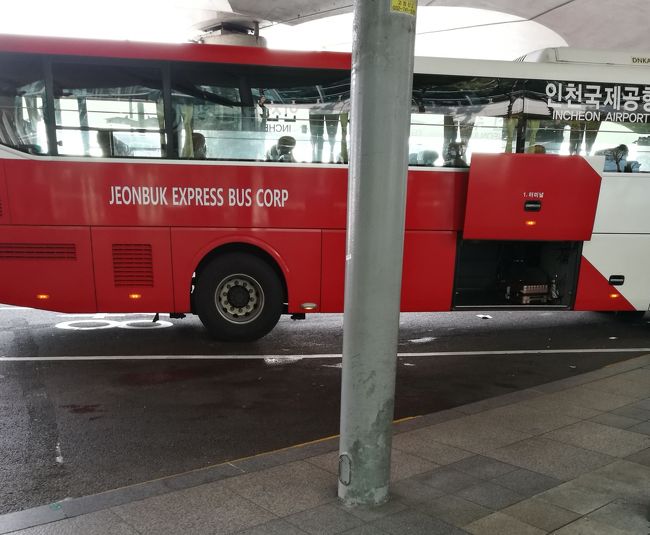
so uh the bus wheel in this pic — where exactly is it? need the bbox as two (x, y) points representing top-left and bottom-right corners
(194, 253), (283, 342)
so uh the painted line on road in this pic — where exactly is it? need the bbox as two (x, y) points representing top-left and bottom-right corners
(1, 347), (650, 362)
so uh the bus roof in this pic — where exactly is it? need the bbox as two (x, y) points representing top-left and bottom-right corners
(0, 33), (351, 70)
(516, 47), (650, 66)
(1, 33), (648, 86)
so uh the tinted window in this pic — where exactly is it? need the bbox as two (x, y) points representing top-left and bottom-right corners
(409, 75), (521, 167)
(0, 53), (48, 155)
(53, 62), (165, 158)
(171, 62), (350, 163)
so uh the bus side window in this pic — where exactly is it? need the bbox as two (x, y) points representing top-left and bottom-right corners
(409, 74), (520, 167)
(52, 62), (164, 158)
(0, 54), (48, 155)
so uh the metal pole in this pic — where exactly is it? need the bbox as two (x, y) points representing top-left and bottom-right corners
(338, 0), (417, 506)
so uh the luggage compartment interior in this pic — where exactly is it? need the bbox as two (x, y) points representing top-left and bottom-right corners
(453, 239), (582, 308)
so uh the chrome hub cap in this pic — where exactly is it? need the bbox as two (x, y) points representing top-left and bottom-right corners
(215, 274), (264, 324)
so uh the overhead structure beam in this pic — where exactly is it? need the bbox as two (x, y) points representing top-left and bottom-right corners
(338, 0), (417, 506)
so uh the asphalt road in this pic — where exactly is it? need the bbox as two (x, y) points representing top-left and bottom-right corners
(0, 307), (648, 514)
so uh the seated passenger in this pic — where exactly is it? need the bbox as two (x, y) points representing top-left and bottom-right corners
(192, 133), (207, 159)
(526, 144), (546, 154)
(443, 141), (468, 168)
(596, 144), (628, 172)
(266, 136), (296, 162)
(418, 150), (438, 166)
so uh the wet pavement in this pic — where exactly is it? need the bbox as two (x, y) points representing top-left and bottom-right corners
(0, 308), (648, 514)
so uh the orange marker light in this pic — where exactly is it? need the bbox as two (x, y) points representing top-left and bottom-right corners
(609, 293), (620, 299)
(129, 293), (142, 300)
(525, 220), (537, 227)
(36, 294), (50, 300)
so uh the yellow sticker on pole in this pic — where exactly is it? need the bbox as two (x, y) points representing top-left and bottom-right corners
(391, 0), (416, 16)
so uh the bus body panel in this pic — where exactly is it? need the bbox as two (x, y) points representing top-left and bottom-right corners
(406, 169), (468, 231)
(574, 256), (637, 311)
(464, 154), (601, 241)
(3, 159), (348, 229)
(170, 228), (322, 313)
(0, 161), (9, 224)
(576, 235), (650, 311)
(320, 230), (457, 313)
(91, 227), (174, 313)
(3, 159), (467, 232)
(593, 175), (650, 233)
(0, 226), (96, 311)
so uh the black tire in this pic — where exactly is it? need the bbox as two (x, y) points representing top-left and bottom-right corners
(194, 252), (283, 342)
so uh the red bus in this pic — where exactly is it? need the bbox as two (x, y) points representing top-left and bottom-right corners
(1, 36), (649, 341)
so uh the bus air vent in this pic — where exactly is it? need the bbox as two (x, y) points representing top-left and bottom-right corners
(112, 244), (154, 287)
(0, 243), (76, 259)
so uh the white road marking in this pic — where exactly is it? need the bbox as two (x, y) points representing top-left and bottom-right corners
(0, 348), (649, 362)
(0, 307), (29, 310)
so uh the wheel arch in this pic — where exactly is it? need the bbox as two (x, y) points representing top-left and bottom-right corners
(190, 238), (289, 313)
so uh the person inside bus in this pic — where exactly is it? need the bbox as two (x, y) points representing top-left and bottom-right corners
(526, 144), (546, 154)
(443, 141), (468, 167)
(266, 135), (296, 162)
(192, 132), (207, 159)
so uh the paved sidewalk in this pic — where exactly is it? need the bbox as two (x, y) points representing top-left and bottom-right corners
(2, 354), (650, 535)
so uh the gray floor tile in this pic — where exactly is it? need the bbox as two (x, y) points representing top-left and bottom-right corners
(339, 499), (407, 522)
(625, 447), (650, 467)
(535, 481), (614, 515)
(552, 517), (632, 535)
(587, 499), (650, 534)
(611, 403), (650, 421)
(589, 412), (643, 429)
(543, 420), (650, 457)
(305, 451), (338, 474)
(413, 495), (492, 527)
(389, 449), (439, 481)
(412, 466), (481, 493)
(501, 498), (580, 532)
(224, 461), (336, 517)
(576, 459), (650, 503)
(371, 509), (455, 535)
(393, 430), (474, 465)
(542, 386), (637, 412)
(619, 368), (650, 386)
(490, 468), (561, 496)
(234, 518), (309, 535)
(464, 512), (545, 535)
(476, 404), (580, 435)
(340, 525), (390, 535)
(633, 398), (650, 410)
(448, 455), (518, 479)
(284, 504), (364, 535)
(113, 480), (274, 535)
(418, 416), (531, 454)
(486, 437), (615, 480)
(456, 481), (524, 510)
(629, 421), (650, 436)
(390, 479), (445, 506)
(519, 395), (602, 420)
(7, 511), (138, 535)
(580, 375), (650, 399)
(454, 389), (542, 415)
